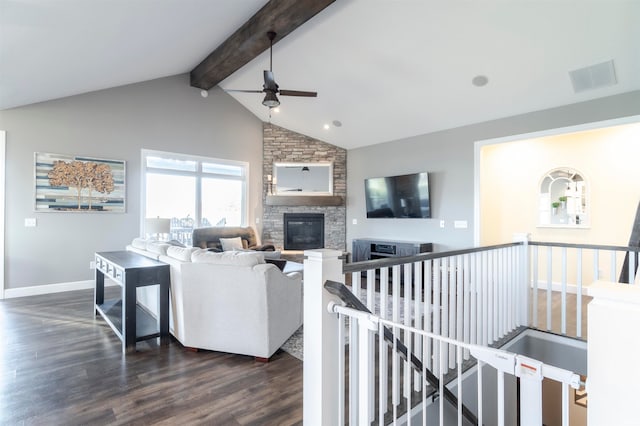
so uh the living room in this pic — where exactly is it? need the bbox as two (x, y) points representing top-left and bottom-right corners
(1, 0), (640, 424)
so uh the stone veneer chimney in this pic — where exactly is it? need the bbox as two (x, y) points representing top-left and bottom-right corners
(261, 123), (346, 251)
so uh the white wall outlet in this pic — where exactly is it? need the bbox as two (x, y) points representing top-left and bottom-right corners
(352, 218), (358, 225)
(255, 217), (260, 224)
(89, 261), (96, 270)
(24, 218), (37, 227)
(440, 220), (445, 228)
(454, 220), (468, 229)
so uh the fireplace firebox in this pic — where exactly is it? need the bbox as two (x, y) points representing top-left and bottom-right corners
(283, 213), (324, 250)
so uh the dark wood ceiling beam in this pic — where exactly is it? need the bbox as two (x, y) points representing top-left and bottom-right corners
(190, 0), (336, 90)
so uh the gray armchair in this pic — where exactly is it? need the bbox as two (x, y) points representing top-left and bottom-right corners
(192, 226), (275, 252)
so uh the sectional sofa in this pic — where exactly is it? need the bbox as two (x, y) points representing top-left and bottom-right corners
(126, 238), (303, 360)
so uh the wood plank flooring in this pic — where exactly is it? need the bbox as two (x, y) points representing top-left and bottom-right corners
(0, 284), (589, 425)
(0, 288), (302, 425)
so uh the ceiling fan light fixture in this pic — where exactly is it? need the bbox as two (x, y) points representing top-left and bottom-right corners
(262, 91), (280, 108)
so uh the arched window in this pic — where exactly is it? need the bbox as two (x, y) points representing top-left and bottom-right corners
(539, 167), (588, 227)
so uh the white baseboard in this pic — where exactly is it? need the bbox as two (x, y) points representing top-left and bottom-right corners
(531, 280), (592, 295)
(4, 279), (115, 299)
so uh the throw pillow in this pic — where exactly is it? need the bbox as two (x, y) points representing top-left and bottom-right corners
(191, 250), (265, 267)
(265, 258), (287, 271)
(146, 241), (169, 256)
(220, 236), (243, 251)
(166, 239), (186, 248)
(131, 237), (148, 250)
(167, 246), (199, 262)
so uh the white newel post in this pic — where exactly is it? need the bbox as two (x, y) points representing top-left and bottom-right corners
(587, 281), (640, 425)
(303, 249), (344, 426)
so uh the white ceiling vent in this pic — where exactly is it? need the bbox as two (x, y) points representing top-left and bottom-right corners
(569, 60), (617, 93)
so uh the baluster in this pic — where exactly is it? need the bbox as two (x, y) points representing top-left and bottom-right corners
(488, 250), (494, 344)
(463, 254), (471, 359)
(547, 246), (553, 332)
(433, 258), (441, 375)
(562, 383), (570, 426)
(449, 256), (456, 369)
(366, 269), (375, 312)
(392, 265), (401, 406)
(379, 267), (389, 416)
(493, 250), (499, 342)
(610, 251), (616, 282)
(378, 320), (385, 426)
(470, 253), (477, 347)
(477, 360), (484, 426)
(482, 251), (489, 346)
(457, 346), (463, 426)
(338, 313), (345, 426)
(533, 246), (539, 329)
(349, 311), (358, 426)
(403, 263), (412, 399)
(497, 369), (505, 426)
(441, 257), (449, 372)
(561, 247), (567, 335)
(413, 261), (422, 392)
(629, 250), (636, 284)
(424, 260), (433, 373)
(576, 249), (583, 338)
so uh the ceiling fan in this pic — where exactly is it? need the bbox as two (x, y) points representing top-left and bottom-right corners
(226, 31), (317, 108)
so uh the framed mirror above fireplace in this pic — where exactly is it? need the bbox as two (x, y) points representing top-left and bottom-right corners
(273, 162), (333, 196)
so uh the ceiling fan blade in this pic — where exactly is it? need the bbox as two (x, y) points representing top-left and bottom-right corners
(263, 70), (278, 91)
(279, 90), (317, 97)
(225, 89), (264, 93)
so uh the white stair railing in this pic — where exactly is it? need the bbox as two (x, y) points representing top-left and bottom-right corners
(329, 301), (581, 426)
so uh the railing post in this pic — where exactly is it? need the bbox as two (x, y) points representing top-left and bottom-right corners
(587, 281), (640, 425)
(303, 249), (344, 426)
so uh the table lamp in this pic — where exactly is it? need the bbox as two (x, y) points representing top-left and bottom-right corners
(145, 217), (171, 241)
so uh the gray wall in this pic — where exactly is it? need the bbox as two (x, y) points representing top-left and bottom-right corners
(0, 74), (263, 289)
(347, 90), (640, 252)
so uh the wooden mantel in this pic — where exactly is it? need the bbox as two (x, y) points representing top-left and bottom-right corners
(265, 195), (343, 207)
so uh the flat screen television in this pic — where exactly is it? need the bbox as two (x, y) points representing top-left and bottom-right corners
(365, 172), (431, 218)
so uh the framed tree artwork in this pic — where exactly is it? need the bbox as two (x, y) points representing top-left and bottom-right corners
(34, 152), (126, 212)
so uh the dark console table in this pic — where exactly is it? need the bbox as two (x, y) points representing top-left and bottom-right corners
(352, 238), (433, 262)
(94, 251), (170, 353)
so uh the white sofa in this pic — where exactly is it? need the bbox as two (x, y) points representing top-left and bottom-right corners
(126, 238), (303, 359)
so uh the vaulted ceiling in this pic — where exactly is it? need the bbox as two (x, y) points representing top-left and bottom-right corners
(1, 0), (639, 149)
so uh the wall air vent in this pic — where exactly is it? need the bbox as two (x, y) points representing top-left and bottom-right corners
(569, 60), (617, 93)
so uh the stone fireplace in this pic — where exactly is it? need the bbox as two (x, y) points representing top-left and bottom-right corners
(283, 213), (324, 250)
(261, 123), (347, 252)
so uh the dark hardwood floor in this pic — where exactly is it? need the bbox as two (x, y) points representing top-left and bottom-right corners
(0, 288), (303, 425)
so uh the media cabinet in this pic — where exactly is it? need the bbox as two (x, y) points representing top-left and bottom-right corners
(352, 238), (433, 262)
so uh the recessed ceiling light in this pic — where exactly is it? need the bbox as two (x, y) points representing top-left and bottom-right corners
(273, 107), (280, 113)
(323, 124), (330, 130)
(332, 120), (342, 127)
(200, 90), (209, 98)
(472, 75), (489, 87)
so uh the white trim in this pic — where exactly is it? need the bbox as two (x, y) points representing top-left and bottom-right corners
(140, 148), (250, 235)
(532, 279), (593, 295)
(0, 131), (5, 300)
(4, 279), (116, 299)
(474, 114), (640, 246)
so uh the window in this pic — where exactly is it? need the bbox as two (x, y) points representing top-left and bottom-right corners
(142, 150), (248, 245)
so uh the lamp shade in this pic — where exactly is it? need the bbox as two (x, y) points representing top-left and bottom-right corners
(262, 91), (280, 107)
(145, 218), (171, 236)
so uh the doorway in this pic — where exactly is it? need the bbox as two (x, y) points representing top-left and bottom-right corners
(474, 115), (640, 246)
(0, 130), (5, 299)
